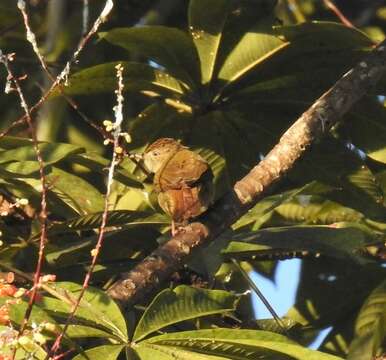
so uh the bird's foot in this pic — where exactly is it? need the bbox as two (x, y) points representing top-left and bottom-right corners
(171, 221), (187, 236)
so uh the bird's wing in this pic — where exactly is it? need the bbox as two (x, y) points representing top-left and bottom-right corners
(155, 149), (210, 191)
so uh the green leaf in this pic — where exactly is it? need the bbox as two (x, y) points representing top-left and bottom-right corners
(223, 223), (383, 264)
(0, 135), (34, 149)
(348, 280), (386, 360)
(70, 152), (143, 188)
(188, 0), (232, 85)
(73, 345), (124, 360)
(234, 182), (335, 230)
(0, 142), (84, 164)
(0, 160), (42, 176)
(56, 61), (185, 98)
(66, 324), (117, 339)
(47, 210), (168, 234)
(41, 282), (128, 342)
(217, 22), (287, 87)
(45, 167), (104, 214)
(133, 286), (239, 342)
(100, 26), (199, 87)
(224, 22), (373, 112)
(137, 329), (343, 360)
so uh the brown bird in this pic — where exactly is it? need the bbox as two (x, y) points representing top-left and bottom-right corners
(143, 138), (213, 235)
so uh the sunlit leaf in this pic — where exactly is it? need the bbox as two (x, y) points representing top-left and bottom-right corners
(348, 280), (386, 360)
(73, 345), (124, 360)
(136, 328), (343, 359)
(133, 286), (239, 342)
(41, 282), (128, 342)
(188, 0), (232, 85)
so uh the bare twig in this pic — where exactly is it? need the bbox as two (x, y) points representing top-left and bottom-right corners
(0, 0), (114, 140)
(107, 40), (386, 308)
(48, 63), (125, 358)
(17, 0), (110, 139)
(0, 51), (49, 360)
(323, 0), (354, 28)
(230, 258), (287, 334)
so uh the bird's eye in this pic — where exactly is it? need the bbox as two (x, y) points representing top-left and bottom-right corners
(153, 151), (159, 156)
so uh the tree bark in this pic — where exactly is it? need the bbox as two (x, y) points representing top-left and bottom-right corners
(107, 39), (386, 308)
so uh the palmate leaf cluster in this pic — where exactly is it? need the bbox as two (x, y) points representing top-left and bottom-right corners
(0, 0), (386, 359)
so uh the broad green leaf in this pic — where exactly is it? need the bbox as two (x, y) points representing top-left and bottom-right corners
(100, 26), (199, 87)
(66, 324), (117, 339)
(224, 22), (372, 111)
(70, 152), (143, 188)
(5, 296), (58, 330)
(56, 61), (185, 98)
(41, 282), (128, 342)
(234, 182), (335, 230)
(0, 143), (84, 164)
(273, 197), (364, 225)
(0, 160), (43, 176)
(47, 210), (168, 234)
(254, 318), (301, 335)
(222, 223), (383, 263)
(348, 280), (386, 360)
(138, 329), (343, 360)
(188, 0), (232, 85)
(36, 167), (104, 214)
(133, 286), (239, 342)
(217, 23), (288, 87)
(134, 345), (226, 360)
(73, 345), (124, 360)
(0, 135), (33, 149)
(276, 22), (372, 48)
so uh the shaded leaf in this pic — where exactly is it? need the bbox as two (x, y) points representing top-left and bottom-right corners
(0, 142), (84, 165)
(100, 26), (199, 87)
(223, 223), (384, 264)
(56, 61), (185, 98)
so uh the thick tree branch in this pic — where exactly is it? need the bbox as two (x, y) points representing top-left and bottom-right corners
(107, 40), (386, 308)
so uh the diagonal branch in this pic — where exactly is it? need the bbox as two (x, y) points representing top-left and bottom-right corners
(107, 39), (386, 308)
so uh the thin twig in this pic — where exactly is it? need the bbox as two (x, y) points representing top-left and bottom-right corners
(230, 258), (288, 334)
(48, 63), (125, 358)
(0, 0), (114, 140)
(17, 0), (111, 138)
(0, 51), (49, 360)
(323, 0), (354, 28)
(14, 0), (148, 177)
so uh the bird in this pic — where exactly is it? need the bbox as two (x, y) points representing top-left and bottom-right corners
(143, 138), (214, 235)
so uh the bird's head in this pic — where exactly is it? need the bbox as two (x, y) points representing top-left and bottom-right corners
(143, 138), (183, 173)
